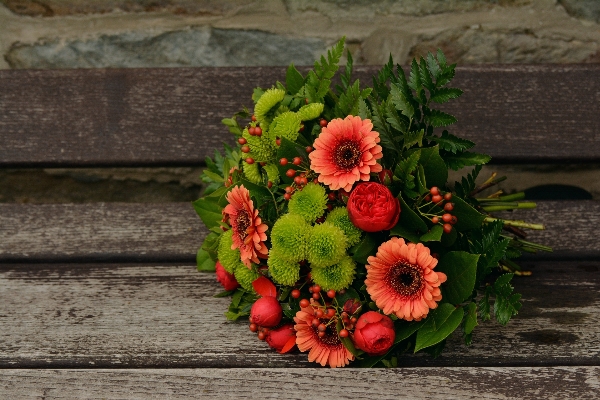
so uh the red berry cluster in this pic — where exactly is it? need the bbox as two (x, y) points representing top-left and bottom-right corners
(426, 186), (457, 234)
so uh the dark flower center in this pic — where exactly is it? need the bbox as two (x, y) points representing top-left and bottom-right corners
(235, 210), (251, 239)
(333, 140), (362, 170)
(313, 319), (342, 347)
(385, 261), (424, 298)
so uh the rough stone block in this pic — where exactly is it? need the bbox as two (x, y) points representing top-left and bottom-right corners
(6, 28), (326, 68)
(559, 0), (600, 23)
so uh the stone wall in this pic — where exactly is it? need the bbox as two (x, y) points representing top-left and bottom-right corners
(1, 0), (599, 69)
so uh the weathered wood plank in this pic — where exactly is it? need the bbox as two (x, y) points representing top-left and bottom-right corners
(0, 201), (597, 262)
(1, 367), (599, 399)
(0, 261), (598, 368)
(1, 65), (598, 167)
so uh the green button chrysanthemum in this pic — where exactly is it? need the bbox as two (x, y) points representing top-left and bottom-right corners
(311, 256), (356, 291)
(269, 112), (301, 141)
(288, 183), (327, 223)
(297, 103), (324, 121)
(242, 160), (262, 184)
(306, 222), (348, 268)
(218, 230), (240, 274)
(270, 213), (309, 262)
(254, 88), (285, 129)
(242, 128), (277, 163)
(234, 263), (260, 292)
(326, 207), (362, 246)
(262, 163), (280, 185)
(267, 249), (301, 286)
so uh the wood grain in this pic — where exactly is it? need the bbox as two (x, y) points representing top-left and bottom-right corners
(1, 65), (598, 167)
(0, 201), (597, 262)
(0, 261), (598, 368)
(1, 367), (599, 399)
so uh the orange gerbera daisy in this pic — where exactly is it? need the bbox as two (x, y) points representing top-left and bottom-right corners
(309, 115), (383, 192)
(365, 238), (447, 321)
(223, 185), (268, 267)
(294, 304), (354, 368)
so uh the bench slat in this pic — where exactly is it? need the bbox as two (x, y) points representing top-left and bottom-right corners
(0, 261), (598, 368)
(0, 201), (597, 263)
(1, 367), (599, 399)
(1, 65), (598, 167)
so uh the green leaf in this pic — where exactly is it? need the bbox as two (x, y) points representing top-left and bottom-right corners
(350, 232), (382, 264)
(410, 145), (447, 189)
(404, 129), (424, 150)
(495, 292), (522, 326)
(390, 195), (428, 242)
(192, 198), (223, 230)
(454, 164), (482, 199)
(436, 251), (479, 304)
(202, 170), (224, 183)
(420, 224), (444, 242)
(424, 109), (457, 127)
(390, 83), (414, 119)
(426, 52), (441, 80)
(196, 247), (216, 272)
(463, 301), (478, 335)
(286, 64), (305, 95)
(430, 131), (474, 154)
(478, 286), (493, 322)
(414, 303), (463, 352)
(394, 151), (420, 194)
(408, 59), (422, 93)
(358, 98), (371, 119)
(451, 195), (486, 232)
(430, 88), (463, 104)
(477, 238), (510, 282)
(419, 57), (435, 92)
(444, 151), (491, 170)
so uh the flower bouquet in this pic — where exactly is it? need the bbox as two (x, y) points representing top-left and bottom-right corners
(193, 37), (550, 368)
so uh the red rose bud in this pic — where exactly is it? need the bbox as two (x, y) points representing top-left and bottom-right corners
(215, 260), (240, 291)
(378, 169), (393, 186)
(250, 296), (283, 327)
(343, 299), (362, 315)
(347, 182), (400, 232)
(353, 311), (395, 356)
(266, 323), (297, 353)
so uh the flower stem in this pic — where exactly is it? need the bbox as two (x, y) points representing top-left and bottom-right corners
(485, 216), (545, 230)
(477, 192), (526, 202)
(481, 202), (537, 212)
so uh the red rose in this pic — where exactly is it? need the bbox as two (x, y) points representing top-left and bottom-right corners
(250, 296), (283, 327)
(352, 311), (396, 356)
(215, 260), (240, 291)
(266, 323), (297, 353)
(347, 182), (400, 232)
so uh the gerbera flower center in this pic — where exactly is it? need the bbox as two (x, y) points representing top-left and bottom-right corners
(235, 209), (251, 239)
(333, 140), (362, 170)
(385, 261), (424, 298)
(313, 320), (342, 347)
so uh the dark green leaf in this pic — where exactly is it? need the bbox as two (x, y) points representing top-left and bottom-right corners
(444, 151), (491, 170)
(414, 303), (463, 352)
(424, 109), (457, 127)
(286, 64), (305, 95)
(408, 59), (422, 92)
(430, 88), (463, 104)
(426, 52), (441, 80)
(451, 196), (486, 232)
(478, 286), (493, 322)
(430, 131), (474, 154)
(192, 198), (223, 230)
(463, 302), (478, 335)
(419, 57), (435, 92)
(422, 339), (446, 358)
(420, 224), (444, 242)
(411, 145), (448, 188)
(394, 151), (420, 194)
(196, 248), (216, 272)
(214, 290), (235, 298)
(390, 195), (428, 241)
(350, 232), (381, 264)
(454, 164), (482, 199)
(390, 83), (414, 119)
(404, 129), (424, 150)
(436, 251), (479, 304)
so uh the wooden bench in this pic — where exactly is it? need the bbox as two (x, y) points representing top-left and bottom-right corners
(1, 65), (599, 398)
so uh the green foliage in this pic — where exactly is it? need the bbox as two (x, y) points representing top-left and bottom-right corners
(414, 303), (463, 352)
(470, 220), (511, 283)
(454, 164), (482, 199)
(225, 289), (258, 321)
(478, 274), (522, 325)
(304, 37), (345, 103)
(430, 130), (474, 154)
(462, 302), (478, 345)
(451, 195), (486, 232)
(390, 195), (428, 243)
(334, 79), (372, 118)
(436, 251), (479, 304)
(394, 151), (420, 199)
(286, 64), (305, 95)
(444, 151), (491, 170)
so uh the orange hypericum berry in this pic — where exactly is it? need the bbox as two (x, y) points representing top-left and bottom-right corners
(241, 145), (250, 153)
(319, 119), (328, 127)
(254, 127), (262, 136)
(280, 158), (288, 166)
(444, 192), (452, 201)
(293, 157), (302, 165)
(251, 115), (257, 122)
(327, 289), (336, 299)
(442, 213), (453, 223)
(443, 224), (453, 234)
(299, 299), (310, 308)
(305, 146), (313, 153)
(249, 323), (258, 332)
(238, 138), (247, 145)
(286, 169), (296, 178)
(284, 193), (291, 200)
(432, 194), (443, 204)
(339, 329), (349, 338)
(444, 202), (454, 212)
(430, 187), (440, 196)
(291, 289), (301, 299)
(431, 216), (439, 224)
(249, 127), (256, 135)
(245, 158), (255, 164)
